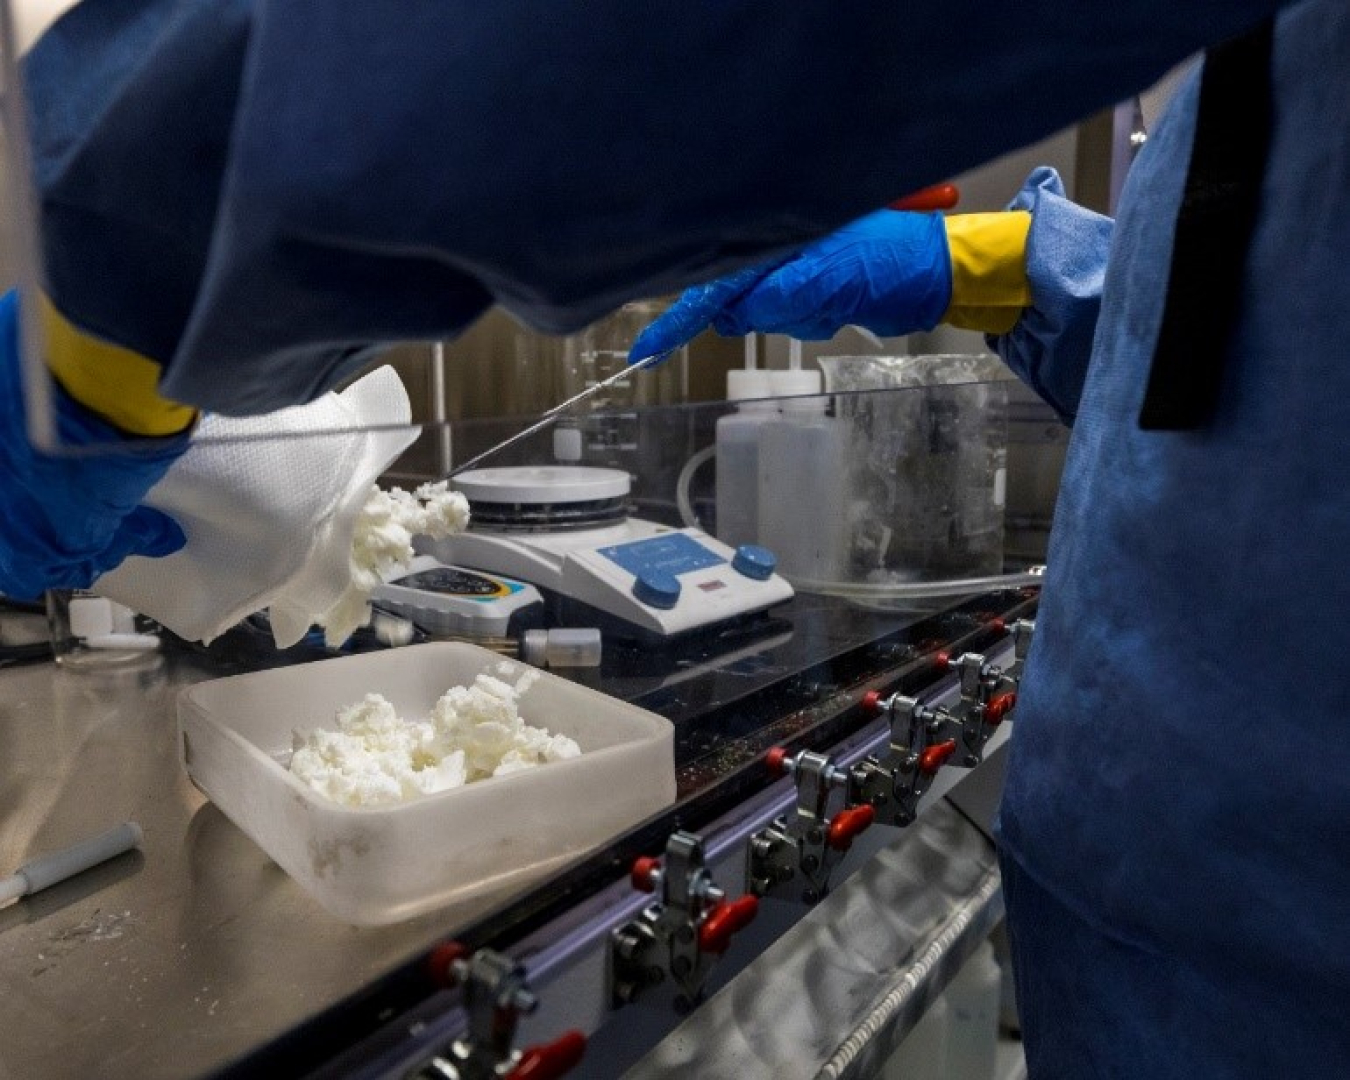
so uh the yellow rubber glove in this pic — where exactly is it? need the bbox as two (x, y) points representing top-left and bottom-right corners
(942, 211), (1032, 336)
(40, 296), (196, 437)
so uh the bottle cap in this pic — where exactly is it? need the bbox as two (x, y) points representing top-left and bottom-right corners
(726, 369), (776, 402)
(762, 368), (822, 397)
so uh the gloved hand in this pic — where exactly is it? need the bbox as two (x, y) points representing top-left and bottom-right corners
(629, 209), (1034, 361)
(0, 290), (188, 600)
(630, 210), (953, 360)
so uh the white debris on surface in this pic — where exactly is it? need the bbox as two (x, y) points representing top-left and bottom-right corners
(289, 667), (580, 807)
(316, 481), (470, 647)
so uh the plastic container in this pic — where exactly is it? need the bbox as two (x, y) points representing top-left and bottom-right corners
(756, 370), (851, 583)
(714, 369), (778, 549)
(177, 642), (675, 926)
(945, 939), (1001, 1080)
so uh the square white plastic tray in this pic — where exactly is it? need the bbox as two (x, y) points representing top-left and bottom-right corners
(178, 642), (675, 926)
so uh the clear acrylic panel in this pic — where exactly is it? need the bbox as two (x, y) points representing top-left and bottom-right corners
(411, 374), (1059, 600)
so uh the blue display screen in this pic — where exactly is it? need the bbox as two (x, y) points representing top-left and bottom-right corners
(597, 533), (724, 578)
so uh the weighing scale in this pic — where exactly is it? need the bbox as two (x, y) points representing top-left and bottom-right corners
(372, 556), (543, 637)
(420, 466), (794, 639)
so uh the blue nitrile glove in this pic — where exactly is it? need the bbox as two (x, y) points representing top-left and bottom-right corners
(630, 210), (952, 361)
(0, 291), (188, 600)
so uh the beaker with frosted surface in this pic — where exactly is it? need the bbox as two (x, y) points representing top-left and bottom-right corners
(813, 354), (1010, 600)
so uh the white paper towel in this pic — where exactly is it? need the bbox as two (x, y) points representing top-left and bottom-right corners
(96, 365), (420, 646)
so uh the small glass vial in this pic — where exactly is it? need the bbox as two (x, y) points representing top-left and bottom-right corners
(521, 628), (602, 669)
(46, 589), (162, 669)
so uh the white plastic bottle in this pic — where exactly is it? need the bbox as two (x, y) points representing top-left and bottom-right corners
(880, 993), (950, 1080)
(715, 368), (778, 549)
(944, 939), (1002, 1080)
(756, 368), (849, 585)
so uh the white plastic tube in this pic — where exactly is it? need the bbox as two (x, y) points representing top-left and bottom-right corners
(786, 569), (1044, 600)
(0, 821), (143, 904)
(675, 444), (717, 529)
(83, 633), (161, 651)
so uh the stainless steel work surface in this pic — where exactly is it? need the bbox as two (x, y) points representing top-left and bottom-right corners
(0, 585), (1031, 1079)
(0, 656), (462, 1080)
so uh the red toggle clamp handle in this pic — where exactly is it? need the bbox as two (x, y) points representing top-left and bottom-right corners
(507, 1030), (588, 1080)
(426, 941), (471, 989)
(766, 747), (793, 776)
(985, 692), (1018, 725)
(889, 183), (960, 212)
(919, 739), (958, 775)
(827, 805), (876, 851)
(698, 894), (760, 955)
(630, 855), (661, 893)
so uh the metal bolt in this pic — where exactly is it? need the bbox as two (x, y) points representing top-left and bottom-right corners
(964, 753), (979, 767)
(422, 1055), (460, 1080)
(807, 827), (824, 845)
(802, 854), (819, 872)
(614, 929), (642, 961)
(672, 955), (692, 978)
(802, 888), (819, 903)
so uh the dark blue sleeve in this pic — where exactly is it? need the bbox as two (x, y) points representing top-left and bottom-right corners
(24, 0), (1292, 414)
(992, 168), (1115, 425)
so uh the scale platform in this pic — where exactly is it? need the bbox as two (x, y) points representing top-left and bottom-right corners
(421, 466), (794, 639)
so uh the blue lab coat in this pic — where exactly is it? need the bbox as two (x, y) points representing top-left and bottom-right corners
(992, 2), (1350, 1073)
(23, 0), (1286, 414)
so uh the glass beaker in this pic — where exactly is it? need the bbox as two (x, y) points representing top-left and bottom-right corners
(559, 301), (688, 469)
(817, 354), (1010, 593)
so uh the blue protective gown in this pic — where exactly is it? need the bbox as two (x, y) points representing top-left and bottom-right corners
(991, 3), (1350, 1074)
(22, 0), (1288, 414)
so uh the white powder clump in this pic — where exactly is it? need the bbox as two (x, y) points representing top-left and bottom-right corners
(316, 481), (470, 647)
(289, 667), (580, 807)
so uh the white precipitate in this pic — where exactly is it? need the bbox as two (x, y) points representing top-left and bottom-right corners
(317, 481), (471, 647)
(289, 668), (580, 807)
